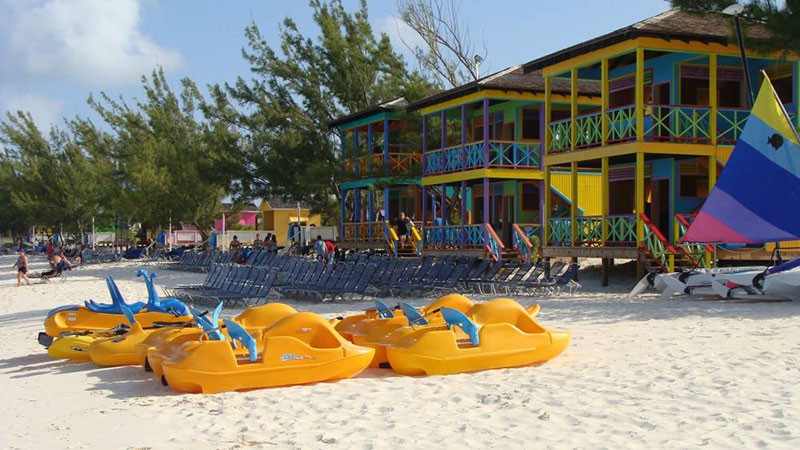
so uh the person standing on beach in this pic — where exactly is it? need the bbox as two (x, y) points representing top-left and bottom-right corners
(13, 249), (32, 287)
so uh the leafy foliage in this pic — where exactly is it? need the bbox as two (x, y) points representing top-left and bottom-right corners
(214, 0), (435, 219)
(670, 0), (800, 53)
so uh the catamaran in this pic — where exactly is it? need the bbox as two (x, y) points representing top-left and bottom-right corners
(632, 74), (800, 301)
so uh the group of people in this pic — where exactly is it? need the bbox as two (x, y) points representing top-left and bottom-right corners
(229, 233), (278, 253)
(314, 235), (337, 263)
(14, 244), (75, 287)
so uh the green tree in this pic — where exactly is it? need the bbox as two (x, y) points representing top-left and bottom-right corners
(0, 113), (115, 238)
(670, 0), (800, 53)
(215, 0), (434, 222)
(89, 68), (242, 237)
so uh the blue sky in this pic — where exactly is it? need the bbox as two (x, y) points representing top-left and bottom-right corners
(0, 0), (670, 128)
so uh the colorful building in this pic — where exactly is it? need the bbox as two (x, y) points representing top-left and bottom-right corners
(406, 66), (601, 261)
(331, 98), (424, 254)
(522, 9), (799, 275)
(331, 9), (800, 275)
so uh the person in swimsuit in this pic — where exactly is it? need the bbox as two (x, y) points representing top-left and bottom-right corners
(14, 249), (32, 287)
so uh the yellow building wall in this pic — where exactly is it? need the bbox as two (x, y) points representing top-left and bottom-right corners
(550, 172), (602, 216)
(258, 203), (321, 246)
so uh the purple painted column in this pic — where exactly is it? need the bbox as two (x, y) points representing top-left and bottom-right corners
(367, 123), (373, 174)
(483, 177), (490, 251)
(441, 109), (447, 172)
(354, 188), (361, 239)
(353, 129), (360, 176)
(461, 104), (467, 170)
(483, 98), (490, 169)
(421, 186), (428, 244)
(383, 118), (390, 172)
(440, 184), (446, 225)
(422, 115), (428, 175)
(539, 179), (546, 243)
(340, 190), (346, 240)
(368, 190), (374, 241)
(483, 178), (490, 224)
(460, 180), (467, 247)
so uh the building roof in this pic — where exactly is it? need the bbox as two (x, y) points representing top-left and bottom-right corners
(406, 65), (601, 112)
(522, 9), (772, 73)
(261, 197), (313, 210)
(328, 97), (409, 129)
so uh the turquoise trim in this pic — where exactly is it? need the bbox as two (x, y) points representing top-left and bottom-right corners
(337, 112), (394, 131)
(339, 177), (421, 190)
(550, 186), (585, 216)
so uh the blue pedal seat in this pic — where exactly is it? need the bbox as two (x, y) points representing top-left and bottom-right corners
(441, 307), (480, 346)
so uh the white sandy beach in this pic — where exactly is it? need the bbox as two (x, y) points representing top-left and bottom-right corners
(0, 255), (798, 449)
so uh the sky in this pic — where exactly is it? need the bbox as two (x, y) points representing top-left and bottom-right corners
(0, 0), (671, 129)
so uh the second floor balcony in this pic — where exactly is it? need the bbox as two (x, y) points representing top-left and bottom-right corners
(547, 103), (798, 154)
(423, 140), (541, 176)
(342, 148), (422, 179)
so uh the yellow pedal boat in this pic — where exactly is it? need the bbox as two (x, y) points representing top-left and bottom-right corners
(43, 272), (191, 337)
(334, 294), (473, 343)
(385, 299), (570, 376)
(47, 327), (129, 361)
(161, 312), (374, 394)
(349, 295), (474, 368)
(142, 303), (298, 378)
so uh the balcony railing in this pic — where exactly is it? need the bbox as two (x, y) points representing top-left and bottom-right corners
(343, 152), (421, 178)
(546, 103), (798, 154)
(423, 141), (541, 176)
(547, 215), (637, 247)
(341, 221), (386, 244)
(423, 223), (505, 260)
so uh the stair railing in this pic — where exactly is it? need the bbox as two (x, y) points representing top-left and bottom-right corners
(483, 223), (505, 262)
(639, 213), (678, 272)
(383, 220), (399, 258)
(674, 214), (716, 268)
(512, 224), (533, 264)
(408, 222), (422, 256)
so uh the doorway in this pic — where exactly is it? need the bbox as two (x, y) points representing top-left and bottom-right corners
(649, 179), (671, 236)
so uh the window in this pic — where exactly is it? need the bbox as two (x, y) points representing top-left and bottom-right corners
(718, 80), (743, 107)
(679, 162), (709, 198)
(521, 183), (539, 210)
(773, 76), (793, 105)
(522, 108), (540, 140)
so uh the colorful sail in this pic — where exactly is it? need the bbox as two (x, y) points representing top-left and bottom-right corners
(682, 75), (800, 244)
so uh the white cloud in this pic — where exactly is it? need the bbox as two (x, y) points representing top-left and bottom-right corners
(380, 15), (426, 56)
(3, 0), (183, 87)
(1, 92), (63, 129)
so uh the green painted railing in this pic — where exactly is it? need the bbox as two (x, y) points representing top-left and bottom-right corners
(675, 214), (715, 268)
(547, 119), (572, 153)
(575, 111), (603, 148)
(717, 107), (750, 145)
(605, 215), (637, 246)
(547, 218), (572, 246)
(575, 216), (603, 246)
(640, 213), (676, 272)
(644, 104), (711, 143)
(605, 105), (637, 144)
(548, 215), (637, 247)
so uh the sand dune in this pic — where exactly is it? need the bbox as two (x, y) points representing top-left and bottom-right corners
(0, 255), (798, 449)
